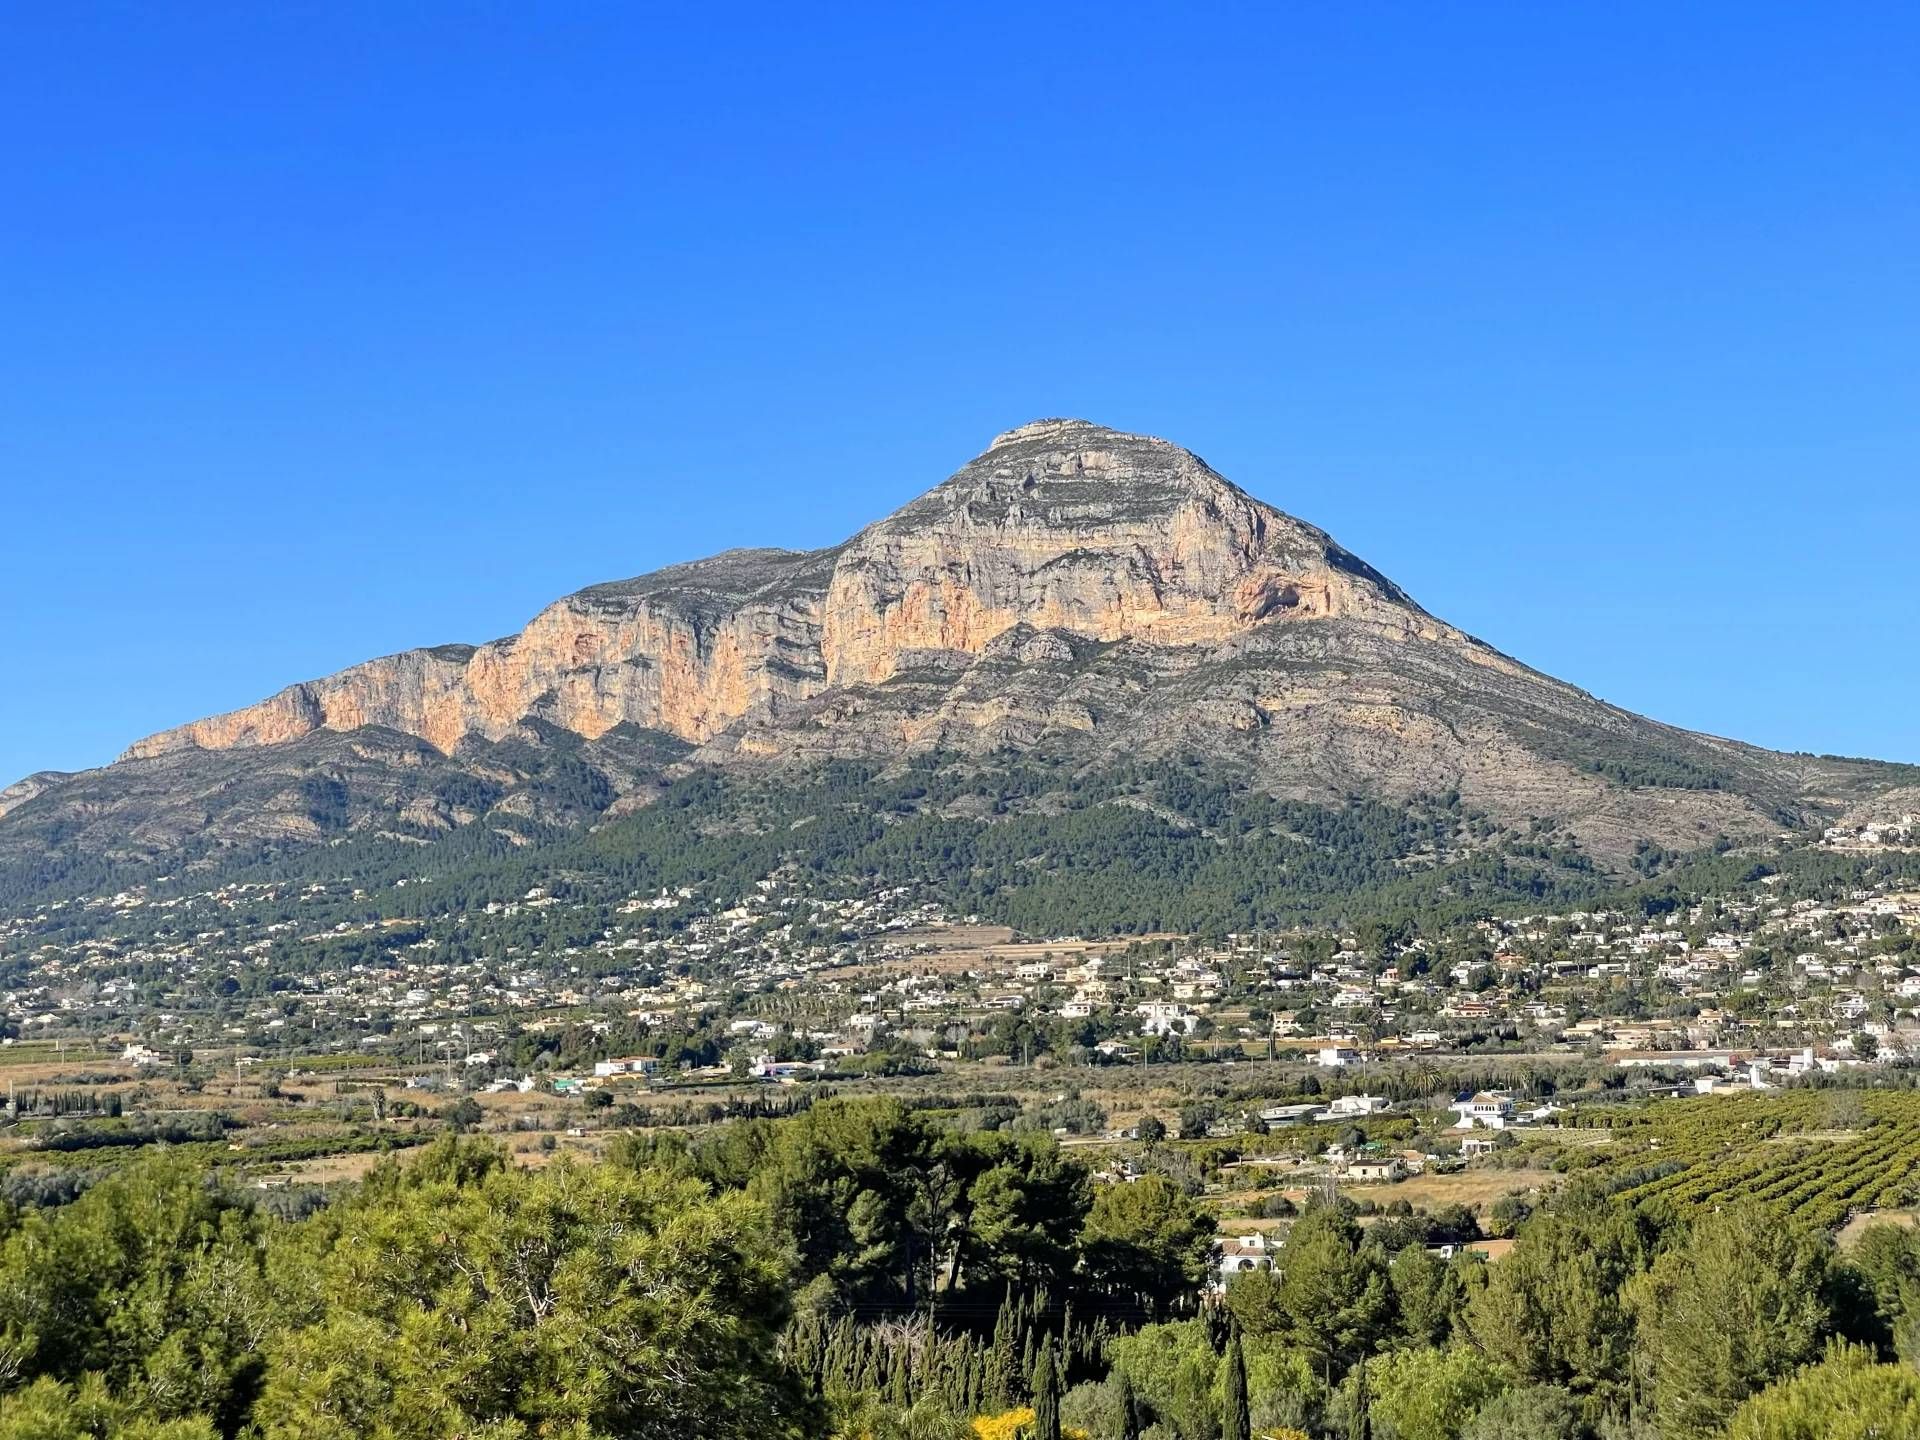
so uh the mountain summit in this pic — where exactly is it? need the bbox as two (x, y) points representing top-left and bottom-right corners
(1, 421), (1907, 886)
(120, 419), (1443, 759)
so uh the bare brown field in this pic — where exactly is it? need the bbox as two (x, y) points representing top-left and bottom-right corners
(892, 924), (1017, 950)
(505, 1132), (609, 1167)
(1344, 1167), (1561, 1212)
(283, 1151), (388, 1184)
(0, 1056), (136, 1083)
(820, 925), (1187, 978)
(277, 1129), (608, 1183)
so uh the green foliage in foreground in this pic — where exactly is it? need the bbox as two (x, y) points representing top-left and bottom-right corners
(1719, 1342), (1920, 1440)
(10, 1096), (1920, 1438)
(0, 1142), (814, 1440)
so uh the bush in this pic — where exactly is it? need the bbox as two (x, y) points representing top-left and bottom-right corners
(1460, 1384), (1586, 1440)
(1365, 1346), (1508, 1440)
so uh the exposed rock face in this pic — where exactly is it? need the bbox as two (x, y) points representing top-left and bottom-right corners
(818, 419), (1437, 685)
(126, 549), (838, 757)
(0, 772), (68, 822)
(9, 418), (1913, 874)
(122, 420), (1495, 761)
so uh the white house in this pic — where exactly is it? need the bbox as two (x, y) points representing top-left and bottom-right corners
(1137, 1002), (1199, 1037)
(1327, 1093), (1391, 1117)
(1215, 1233), (1274, 1286)
(593, 1056), (661, 1078)
(1451, 1091), (1516, 1130)
(1345, 1157), (1407, 1183)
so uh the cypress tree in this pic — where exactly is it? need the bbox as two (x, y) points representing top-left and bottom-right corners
(1117, 1369), (1141, 1440)
(1031, 1338), (1061, 1440)
(989, 1294), (1019, 1406)
(887, 1345), (909, 1407)
(1222, 1319), (1250, 1440)
(830, 1316), (857, 1391)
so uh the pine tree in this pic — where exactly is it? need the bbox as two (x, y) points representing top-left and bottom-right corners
(1031, 1337), (1061, 1440)
(830, 1316), (858, 1392)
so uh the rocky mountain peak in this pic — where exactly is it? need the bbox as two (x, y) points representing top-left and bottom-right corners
(114, 420), (1439, 767)
(899, 418), (1240, 531)
(7, 417), (1912, 881)
(985, 416), (1145, 449)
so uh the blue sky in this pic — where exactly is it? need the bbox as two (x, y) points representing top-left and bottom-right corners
(4, 3), (1917, 784)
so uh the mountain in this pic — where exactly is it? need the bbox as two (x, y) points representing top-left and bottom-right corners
(1, 419), (1909, 903)
(117, 418), (1437, 760)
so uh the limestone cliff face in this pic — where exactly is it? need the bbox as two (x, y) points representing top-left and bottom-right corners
(819, 419), (1439, 686)
(124, 648), (478, 759)
(125, 420), (1455, 762)
(126, 549), (839, 759)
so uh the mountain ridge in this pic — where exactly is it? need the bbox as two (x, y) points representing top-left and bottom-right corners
(113, 419), (1509, 763)
(3, 419), (1912, 890)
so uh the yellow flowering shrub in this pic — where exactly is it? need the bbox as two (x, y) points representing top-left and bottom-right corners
(966, 1409), (1088, 1440)
(971, 1408), (1033, 1440)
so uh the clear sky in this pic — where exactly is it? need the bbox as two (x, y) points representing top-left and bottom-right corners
(4, 3), (1917, 786)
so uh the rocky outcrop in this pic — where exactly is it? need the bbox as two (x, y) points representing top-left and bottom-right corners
(818, 420), (1443, 686)
(2, 721), (690, 875)
(127, 549), (838, 758)
(0, 772), (68, 822)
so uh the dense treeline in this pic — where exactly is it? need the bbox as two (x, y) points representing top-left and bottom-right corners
(0, 1139), (809, 1439)
(14, 749), (1920, 960)
(0, 756), (1608, 945)
(605, 1098), (1214, 1320)
(5, 1097), (1920, 1438)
